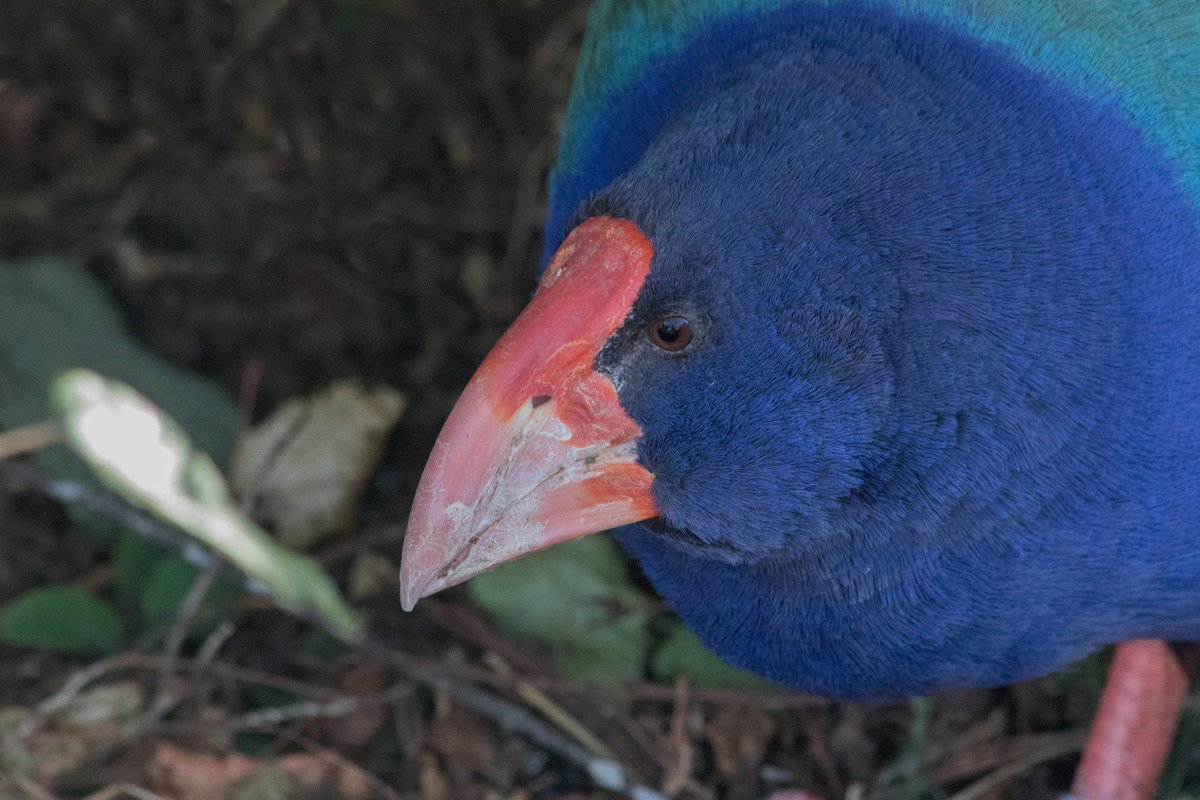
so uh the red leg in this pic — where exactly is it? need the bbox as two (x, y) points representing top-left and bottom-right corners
(1070, 639), (1188, 800)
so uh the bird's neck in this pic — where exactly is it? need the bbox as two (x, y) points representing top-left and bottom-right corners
(615, 519), (1200, 700)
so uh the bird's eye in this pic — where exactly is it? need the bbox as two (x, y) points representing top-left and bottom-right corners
(648, 316), (694, 352)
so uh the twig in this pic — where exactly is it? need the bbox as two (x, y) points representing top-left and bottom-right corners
(483, 649), (617, 760)
(0, 421), (62, 459)
(943, 730), (1084, 800)
(16, 777), (59, 800)
(360, 634), (593, 762)
(662, 676), (693, 796)
(192, 620), (237, 676)
(274, 728), (406, 800)
(797, 706), (844, 799)
(441, 659), (824, 711)
(0, 460), (232, 581)
(133, 651), (336, 699)
(28, 654), (130, 735)
(359, 636), (664, 800)
(155, 683), (413, 733)
(516, 679), (616, 760)
(80, 785), (168, 800)
(146, 564), (219, 721)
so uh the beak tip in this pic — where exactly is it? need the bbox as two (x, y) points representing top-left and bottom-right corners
(400, 578), (432, 613)
(398, 561), (433, 613)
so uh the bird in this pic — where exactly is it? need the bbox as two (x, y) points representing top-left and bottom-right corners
(400, 2), (1200, 798)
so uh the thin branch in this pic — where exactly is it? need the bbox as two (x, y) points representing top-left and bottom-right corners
(81, 785), (168, 800)
(146, 564), (219, 722)
(16, 778), (59, 800)
(662, 676), (693, 797)
(154, 683), (413, 732)
(424, 657), (824, 712)
(797, 706), (844, 798)
(28, 654), (130, 736)
(192, 620), (237, 677)
(516, 679), (616, 760)
(273, 728), (406, 800)
(0, 460), (234, 582)
(943, 731), (1084, 800)
(0, 421), (62, 459)
(55, 651), (342, 702)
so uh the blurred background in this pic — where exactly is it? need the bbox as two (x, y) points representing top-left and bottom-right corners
(0, 2), (1192, 799)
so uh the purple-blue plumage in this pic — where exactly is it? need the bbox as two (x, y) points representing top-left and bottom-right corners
(543, 3), (1200, 698)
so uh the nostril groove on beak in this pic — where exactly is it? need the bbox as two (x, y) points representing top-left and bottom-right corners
(531, 394), (551, 408)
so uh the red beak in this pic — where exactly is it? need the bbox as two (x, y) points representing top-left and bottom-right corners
(400, 217), (659, 610)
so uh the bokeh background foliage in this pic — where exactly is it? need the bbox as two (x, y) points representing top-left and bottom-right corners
(0, 1), (1191, 799)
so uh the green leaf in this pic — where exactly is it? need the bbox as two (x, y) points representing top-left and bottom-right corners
(651, 624), (776, 690)
(51, 370), (363, 642)
(115, 533), (243, 634)
(0, 586), (123, 655)
(140, 557), (205, 625)
(557, 610), (650, 684)
(0, 258), (238, 474)
(139, 558), (242, 631)
(113, 532), (169, 603)
(468, 535), (653, 682)
(468, 535), (649, 641)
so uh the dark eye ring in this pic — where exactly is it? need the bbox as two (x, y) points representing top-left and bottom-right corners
(648, 316), (694, 352)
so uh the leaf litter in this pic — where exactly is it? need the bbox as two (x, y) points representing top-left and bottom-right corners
(230, 381), (405, 550)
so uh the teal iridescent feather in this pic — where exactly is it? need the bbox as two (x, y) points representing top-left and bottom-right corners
(552, 0), (1200, 205)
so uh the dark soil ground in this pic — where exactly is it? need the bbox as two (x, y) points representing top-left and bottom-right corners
(0, 2), (1195, 799)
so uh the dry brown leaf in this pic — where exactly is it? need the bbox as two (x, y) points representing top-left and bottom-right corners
(53, 681), (144, 727)
(149, 742), (257, 800)
(0, 682), (146, 785)
(426, 704), (497, 775)
(705, 706), (775, 779)
(230, 381), (405, 548)
(419, 751), (452, 800)
(274, 752), (374, 799)
(148, 741), (375, 800)
(311, 664), (390, 750)
(1, 707), (91, 786)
